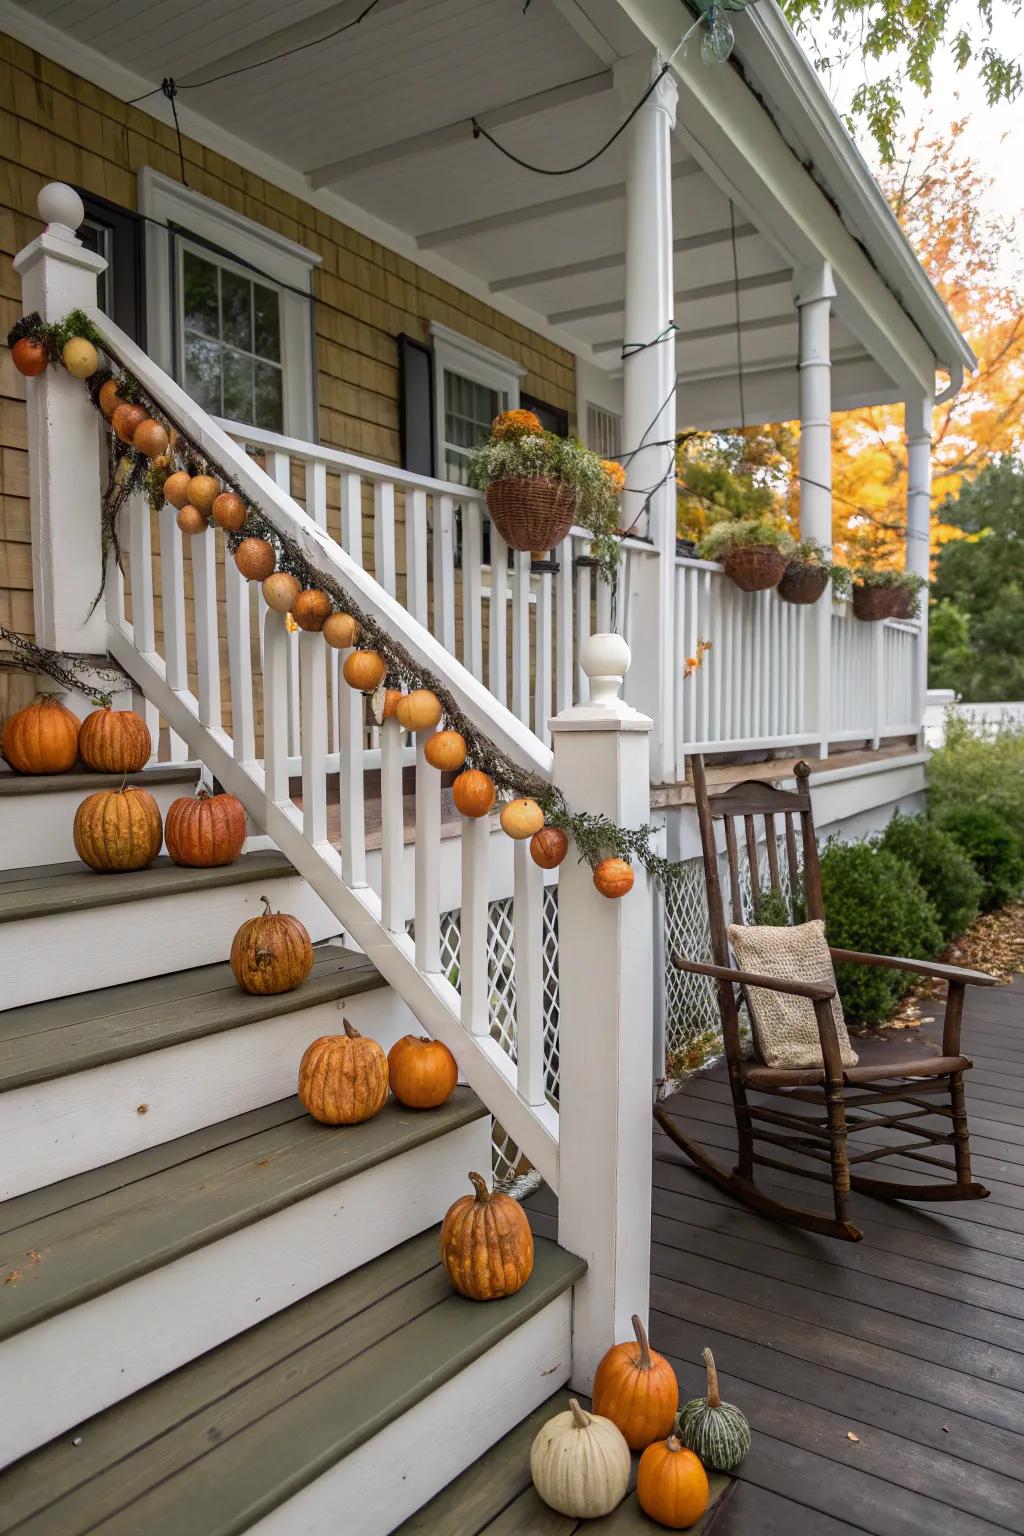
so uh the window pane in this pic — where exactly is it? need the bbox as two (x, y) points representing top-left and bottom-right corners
(254, 284), (281, 362)
(184, 333), (221, 414)
(223, 347), (254, 422)
(183, 250), (219, 338)
(254, 361), (284, 431)
(221, 267), (252, 352)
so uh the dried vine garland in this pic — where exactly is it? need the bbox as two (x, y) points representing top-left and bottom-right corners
(0, 624), (130, 707)
(9, 307), (692, 892)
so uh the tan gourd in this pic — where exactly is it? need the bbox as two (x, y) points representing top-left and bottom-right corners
(395, 689), (443, 732)
(499, 798), (544, 840)
(530, 1399), (631, 1519)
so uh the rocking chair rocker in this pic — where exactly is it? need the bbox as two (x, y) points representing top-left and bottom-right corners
(656, 755), (997, 1241)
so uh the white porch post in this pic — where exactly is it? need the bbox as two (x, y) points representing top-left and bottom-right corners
(905, 392), (933, 742)
(794, 263), (836, 758)
(615, 51), (678, 783)
(13, 183), (108, 656)
(552, 633), (654, 1391)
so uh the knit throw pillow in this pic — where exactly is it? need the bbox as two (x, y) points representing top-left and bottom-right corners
(727, 919), (858, 1070)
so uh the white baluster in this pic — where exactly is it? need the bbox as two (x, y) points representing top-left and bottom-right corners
(300, 630), (328, 845)
(513, 841), (546, 1106)
(191, 528), (221, 729)
(374, 478), (397, 596)
(534, 566), (553, 743)
(489, 526), (509, 706)
(462, 498), (484, 680)
(575, 557), (592, 702)
(414, 736), (441, 972)
(434, 493), (456, 654)
(380, 716), (407, 933)
(158, 502), (189, 760)
(595, 570), (612, 633)
(339, 472), (367, 887)
(555, 537), (574, 713)
(225, 561), (255, 762)
(306, 459), (338, 755)
(406, 488), (429, 624)
(460, 814), (490, 1035)
(699, 569), (712, 746)
(511, 551), (531, 726)
(128, 494), (159, 754)
(262, 606), (290, 804)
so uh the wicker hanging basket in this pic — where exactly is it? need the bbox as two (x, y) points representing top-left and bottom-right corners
(485, 477), (578, 553)
(778, 562), (829, 605)
(888, 585), (914, 620)
(722, 545), (786, 592)
(852, 583), (899, 621)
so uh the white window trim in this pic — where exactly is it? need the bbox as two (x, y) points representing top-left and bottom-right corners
(138, 168), (320, 440)
(429, 321), (525, 479)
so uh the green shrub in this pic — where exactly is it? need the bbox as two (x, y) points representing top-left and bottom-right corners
(928, 712), (1024, 846)
(819, 841), (942, 1023)
(936, 804), (1024, 912)
(878, 813), (982, 940)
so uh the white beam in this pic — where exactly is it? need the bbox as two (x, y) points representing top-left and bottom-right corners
(489, 222), (756, 294)
(553, 266), (792, 328)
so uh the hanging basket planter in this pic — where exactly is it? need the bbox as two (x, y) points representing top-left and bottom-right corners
(852, 583), (899, 621)
(778, 562), (829, 605)
(485, 477), (578, 553)
(888, 585), (914, 620)
(722, 545), (786, 592)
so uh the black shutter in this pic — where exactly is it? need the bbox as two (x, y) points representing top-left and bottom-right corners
(398, 334), (435, 476)
(76, 190), (146, 347)
(520, 392), (569, 438)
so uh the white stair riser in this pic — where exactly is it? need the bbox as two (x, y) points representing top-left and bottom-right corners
(0, 985), (421, 1200)
(0, 1113), (491, 1470)
(0, 876), (341, 1009)
(0, 780), (195, 871)
(249, 1293), (572, 1536)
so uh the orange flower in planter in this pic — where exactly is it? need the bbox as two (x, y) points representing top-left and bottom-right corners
(491, 408), (543, 440)
(601, 459), (627, 496)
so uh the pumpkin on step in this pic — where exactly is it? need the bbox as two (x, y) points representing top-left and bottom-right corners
(78, 706), (151, 773)
(440, 1172), (534, 1301)
(298, 1021), (389, 1124)
(592, 1313), (679, 1450)
(231, 896), (313, 995)
(530, 1398), (630, 1519)
(636, 1435), (709, 1530)
(1, 694), (80, 774)
(165, 787), (246, 867)
(677, 1348), (750, 1472)
(387, 1035), (458, 1109)
(73, 785), (163, 872)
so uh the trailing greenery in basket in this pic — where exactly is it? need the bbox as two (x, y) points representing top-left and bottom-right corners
(851, 563), (926, 620)
(698, 518), (793, 593)
(779, 538), (852, 604)
(467, 410), (623, 581)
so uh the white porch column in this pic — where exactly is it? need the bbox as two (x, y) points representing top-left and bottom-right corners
(906, 390), (934, 740)
(13, 183), (108, 655)
(794, 263), (836, 757)
(551, 633), (654, 1391)
(615, 50), (678, 783)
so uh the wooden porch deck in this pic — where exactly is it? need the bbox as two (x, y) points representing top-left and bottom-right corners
(526, 976), (1024, 1536)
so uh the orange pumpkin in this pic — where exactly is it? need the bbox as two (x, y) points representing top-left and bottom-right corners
(230, 896), (313, 995)
(298, 1021), (389, 1124)
(387, 1035), (458, 1109)
(187, 474), (220, 513)
(98, 378), (126, 419)
(73, 786), (163, 872)
(636, 1437), (709, 1530)
(262, 572), (301, 613)
(452, 769), (495, 819)
(163, 470), (191, 509)
(291, 589), (332, 632)
(593, 857), (634, 899)
(212, 491), (247, 531)
(1, 695), (79, 774)
(322, 611), (360, 649)
(112, 403), (146, 445)
(440, 1172), (534, 1300)
(396, 689), (442, 732)
(176, 504), (207, 536)
(164, 788), (246, 867)
(132, 418), (169, 458)
(235, 537), (276, 580)
(423, 730), (467, 772)
(593, 1314), (678, 1450)
(12, 337), (47, 376)
(343, 650), (387, 692)
(78, 706), (151, 773)
(531, 827), (568, 869)
(499, 798), (544, 840)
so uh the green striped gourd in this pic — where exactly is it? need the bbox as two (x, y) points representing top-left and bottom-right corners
(677, 1348), (751, 1472)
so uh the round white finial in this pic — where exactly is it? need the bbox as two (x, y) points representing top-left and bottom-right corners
(581, 632), (631, 706)
(37, 182), (85, 240)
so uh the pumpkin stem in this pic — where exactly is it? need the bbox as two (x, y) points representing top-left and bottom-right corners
(468, 1171), (491, 1203)
(666, 1434), (683, 1453)
(342, 1019), (362, 1039)
(259, 895), (273, 918)
(632, 1313), (653, 1371)
(568, 1399), (591, 1431)
(703, 1347), (721, 1409)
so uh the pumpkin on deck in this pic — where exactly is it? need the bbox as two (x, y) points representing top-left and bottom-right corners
(298, 1021), (389, 1124)
(440, 1172), (534, 1300)
(636, 1435), (709, 1530)
(1, 695), (80, 774)
(677, 1348), (751, 1472)
(78, 707), (151, 774)
(530, 1398), (630, 1519)
(165, 788), (246, 867)
(230, 896), (313, 995)
(73, 786), (163, 872)
(387, 1035), (458, 1109)
(592, 1313), (679, 1450)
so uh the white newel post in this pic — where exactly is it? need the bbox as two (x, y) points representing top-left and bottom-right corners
(905, 391), (934, 743)
(794, 264), (836, 757)
(13, 184), (108, 660)
(551, 633), (654, 1391)
(615, 51), (677, 783)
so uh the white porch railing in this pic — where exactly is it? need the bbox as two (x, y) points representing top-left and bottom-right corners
(830, 597), (921, 746)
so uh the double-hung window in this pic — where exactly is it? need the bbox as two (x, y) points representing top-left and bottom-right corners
(179, 244), (284, 431)
(430, 323), (525, 485)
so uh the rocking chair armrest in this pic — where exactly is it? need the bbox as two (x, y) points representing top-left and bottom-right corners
(671, 954), (837, 1003)
(828, 948), (998, 988)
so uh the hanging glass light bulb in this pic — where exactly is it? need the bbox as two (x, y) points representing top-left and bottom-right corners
(701, 5), (736, 65)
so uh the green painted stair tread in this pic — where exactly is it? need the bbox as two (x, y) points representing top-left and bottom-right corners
(0, 850), (298, 923)
(0, 764), (198, 797)
(0, 945), (385, 1089)
(0, 1086), (486, 1340)
(0, 1231), (586, 1536)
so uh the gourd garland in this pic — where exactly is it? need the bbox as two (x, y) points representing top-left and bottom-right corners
(9, 307), (696, 901)
(676, 1348), (751, 1472)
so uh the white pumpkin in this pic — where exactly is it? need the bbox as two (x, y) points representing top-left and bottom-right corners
(530, 1398), (631, 1518)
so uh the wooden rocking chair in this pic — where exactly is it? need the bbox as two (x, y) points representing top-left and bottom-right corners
(655, 755), (997, 1241)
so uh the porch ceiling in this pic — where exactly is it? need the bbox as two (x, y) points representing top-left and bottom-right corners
(18, 0), (932, 425)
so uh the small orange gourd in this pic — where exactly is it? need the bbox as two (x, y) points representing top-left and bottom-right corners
(176, 504), (207, 535)
(452, 769), (495, 819)
(636, 1436), (709, 1530)
(592, 1313), (679, 1450)
(423, 730), (467, 772)
(342, 650), (387, 692)
(187, 474), (220, 513)
(499, 798), (544, 840)
(98, 378), (126, 419)
(212, 492), (246, 531)
(322, 611), (360, 649)
(530, 827), (568, 869)
(291, 589), (332, 631)
(12, 337), (47, 376)
(164, 788), (246, 867)
(440, 1172), (534, 1301)
(298, 1021), (389, 1124)
(112, 403), (146, 445)
(73, 786), (163, 872)
(78, 706), (151, 773)
(1, 695), (80, 774)
(132, 419), (169, 458)
(593, 857), (634, 899)
(234, 537), (276, 580)
(262, 572), (301, 613)
(230, 896), (313, 995)
(396, 689), (443, 732)
(163, 470), (191, 509)
(387, 1035), (458, 1109)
